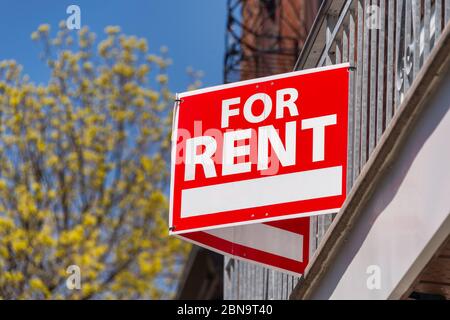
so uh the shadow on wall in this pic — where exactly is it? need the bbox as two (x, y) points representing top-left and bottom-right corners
(309, 68), (450, 299)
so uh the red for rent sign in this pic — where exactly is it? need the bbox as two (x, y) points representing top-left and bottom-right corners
(169, 64), (349, 275)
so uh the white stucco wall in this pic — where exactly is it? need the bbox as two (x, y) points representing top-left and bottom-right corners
(309, 69), (450, 300)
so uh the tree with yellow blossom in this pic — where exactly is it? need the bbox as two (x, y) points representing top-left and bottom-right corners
(0, 22), (192, 299)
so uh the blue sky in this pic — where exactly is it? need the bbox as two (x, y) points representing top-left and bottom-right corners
(0, 0), (226, 92)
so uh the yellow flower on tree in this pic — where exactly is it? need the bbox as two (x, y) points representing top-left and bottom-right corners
(0, 23), (194, 299)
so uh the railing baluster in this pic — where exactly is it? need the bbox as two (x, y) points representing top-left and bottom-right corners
(224, 257), (232, 299)
(354, 0), (364, 180)
(286, 275), (292, 299)
(446, 0), (450, 24)
(436, 0), (443, 40)
(348, 9), (356, 188)
(404, 0), (412, 93)
(251, 264), (257, 300)
(369, 0), (378, 155)
(376, 0), (386, 143)
(424, 0), (432, 60)
(309, 217), (317, 261)
(336, 40), (342, 64)
(361, 0), (370, 166)
(385, 0), (395, 125)
(258, 266), (263, 300)
(278, 272), (283, 300)
(412, 0), (421, 78)
(236, 260), (241, 299)
(283, 274), (288, 300)
(326, 15), (335, 66)
(242, 262), (247, 299)
(269, 269), (274, 300)
(343, 25), (350, 63)
(345, 11), (355, 191)
(395, 0), (404, 108)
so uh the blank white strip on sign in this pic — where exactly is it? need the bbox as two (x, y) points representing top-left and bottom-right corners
(181, 166), (342, 218)
(206, 223), (303, 261)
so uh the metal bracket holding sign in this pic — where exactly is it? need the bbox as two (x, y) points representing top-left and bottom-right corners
(169, 63), (349, 276)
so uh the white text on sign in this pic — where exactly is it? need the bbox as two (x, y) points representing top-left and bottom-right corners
(184, 88), (338, 181)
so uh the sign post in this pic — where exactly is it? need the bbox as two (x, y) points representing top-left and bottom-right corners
(169, 63), (349, 275)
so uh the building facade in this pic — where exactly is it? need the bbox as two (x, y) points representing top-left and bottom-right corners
(224, 0), (450, 300)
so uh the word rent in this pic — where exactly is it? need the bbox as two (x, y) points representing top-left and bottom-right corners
(184, 88), (337, 181)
